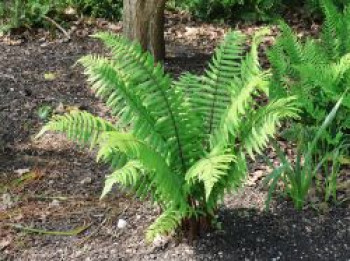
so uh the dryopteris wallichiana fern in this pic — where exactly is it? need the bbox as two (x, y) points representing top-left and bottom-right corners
(36, 28), (299, 242)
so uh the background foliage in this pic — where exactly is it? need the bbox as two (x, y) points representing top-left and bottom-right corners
(0, 0), (122, 33)
(174, 0), (282, 22)
(1, 0), (346, 33)
(268, 0), (350, 141)
(64, 0), (122, 20)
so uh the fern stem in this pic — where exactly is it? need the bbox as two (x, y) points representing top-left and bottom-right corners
(134, 64), (187, 172)
(207, 46), (228, 139)
(160, 90), (187, 172)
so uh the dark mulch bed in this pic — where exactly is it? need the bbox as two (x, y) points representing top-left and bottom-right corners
(0, 12), (349, 261)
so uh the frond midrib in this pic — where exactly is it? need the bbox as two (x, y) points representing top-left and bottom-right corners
(207, 44), (232, 138)
(130, 60), (187, 173)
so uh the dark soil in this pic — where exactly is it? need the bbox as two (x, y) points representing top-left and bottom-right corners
(0, 12), (349, 261)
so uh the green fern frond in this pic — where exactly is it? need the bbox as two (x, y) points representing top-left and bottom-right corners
(174, 73), (202, 97)
(197, 31), (246, 137)
(226, 152), (248, 190)
(320, 0), (342, 60)
(205, 152), (247, 211)
(36, 111), (116, 149)
(267, 42), (289, 99)
(242, 97), (300, 157)
(174, 73), (204, 116)
(210, 75), (265, 148)
(278, 21), (304, 66)
(295, 54), (350, 99)
(101, 160), (145, 198)
(146, 208), (184, 243)
(333, 53), (350, 79)
(79, 54), (168, 155)
(93, 32), (202, 171)
(97, 131), (186, 206)
(241, 27), (270, 85)
(185, 153), (236, 200)
(342, 5), (350, 54)
(267, 41), (287, 78)
(302, 39), (329, 66)
(210, 29), (271, 148)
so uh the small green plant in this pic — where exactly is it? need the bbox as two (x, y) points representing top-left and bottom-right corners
(37, 29), (298, 241)
(320, 141), (349, 202)
(37, 105), (53, 121)
(64, 0), (122, 20)
(265, 94), (345, 210)
(178, 0), (282, 22)
(0, 0), (122, 33)
(0, 0), (54, 33)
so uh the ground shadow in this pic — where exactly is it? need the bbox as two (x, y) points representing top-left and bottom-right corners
(165, 54), (211, 78)
(193, 207), (349, 260)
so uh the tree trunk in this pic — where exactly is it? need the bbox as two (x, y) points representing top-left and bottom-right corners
(123, 0), (166, 61)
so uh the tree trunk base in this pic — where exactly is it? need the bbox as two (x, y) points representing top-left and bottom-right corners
(123, 0), (166, 61)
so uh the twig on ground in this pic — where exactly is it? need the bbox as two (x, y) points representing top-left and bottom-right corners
(28, 195), (69, 201)
(77, 204), (130, 244)
(43, 15), (71, 40)
(6, 223), (92, 236)
(77, 215), (109, 245)
(76, 207), (112, 245)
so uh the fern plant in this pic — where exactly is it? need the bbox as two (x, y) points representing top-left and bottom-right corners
(268, 0), (350, 143)
(37, 29), (298, 241)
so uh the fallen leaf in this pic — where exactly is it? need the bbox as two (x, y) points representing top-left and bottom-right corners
(44, 72), (56, 81)
(14, 168), (30, 176)
(0, 237), (12, 251)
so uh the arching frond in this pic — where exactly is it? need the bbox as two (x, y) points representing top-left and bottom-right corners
(97, 131), (186, 206)
(241, 27), (271, 86)
(295, 54), (350, 101)
(185, 153), (236, 200)
(101, 160), (145, 198)
(210, 29), (271, 148)
(79, 54), (168, 155)
(320, 0), (342, 60)
(242, 97), (300, 158)
(190, 31), (246, 138)
(205, 152), (247, 212)
(146, 208), (184, 243)
(36, 111), (116, 149)
(93, 32), (202, 171)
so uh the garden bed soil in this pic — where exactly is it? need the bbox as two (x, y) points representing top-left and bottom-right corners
(0, 12), (349, 261)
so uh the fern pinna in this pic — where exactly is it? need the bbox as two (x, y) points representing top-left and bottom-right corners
(37, 29), (298, 241)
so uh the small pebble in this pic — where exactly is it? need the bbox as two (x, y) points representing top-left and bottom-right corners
(117, 219), (127, 229)
(80, 177), (92, 185)
(49, 199), (60, 208)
